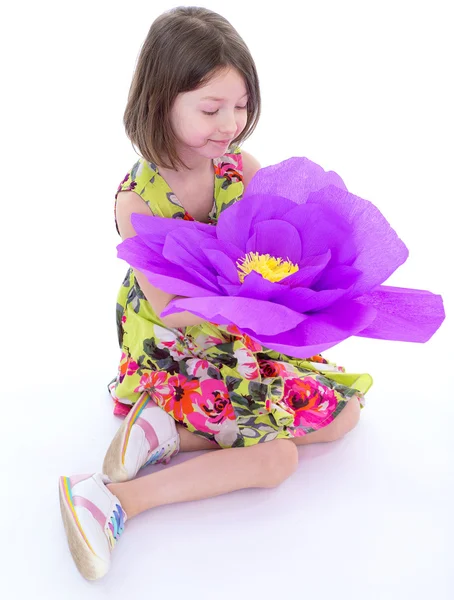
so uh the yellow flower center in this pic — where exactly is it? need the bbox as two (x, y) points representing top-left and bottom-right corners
(237, 252), (299, 283)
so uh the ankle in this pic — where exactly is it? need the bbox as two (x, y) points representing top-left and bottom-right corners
(107, 483), (139, 520)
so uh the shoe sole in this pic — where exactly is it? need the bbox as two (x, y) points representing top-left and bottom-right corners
(102, 394), (150, 483)
(58, 476), (109, 581)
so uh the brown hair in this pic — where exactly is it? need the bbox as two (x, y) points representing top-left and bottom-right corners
(123, 6), (261, 170)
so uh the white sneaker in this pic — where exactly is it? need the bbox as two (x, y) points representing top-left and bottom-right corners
(103, 394), (180, 483)
(58, 473), (126, 580)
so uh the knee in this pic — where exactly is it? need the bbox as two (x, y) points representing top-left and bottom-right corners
(261, 439), (299, 488)
(326, 396), (361, 442)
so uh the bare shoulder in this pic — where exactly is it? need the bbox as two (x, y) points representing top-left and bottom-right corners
(241, 149), (261, 191)
(116, 190), (153, 240)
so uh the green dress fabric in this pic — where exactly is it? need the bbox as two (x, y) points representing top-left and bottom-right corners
(109, 146), (373, 448)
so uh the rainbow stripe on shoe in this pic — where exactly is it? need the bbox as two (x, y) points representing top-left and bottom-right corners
(60, 475), (96, 555)
(121, 392), (150, 465)
(103, 392), (180, 482)
(58, 473), (126, 580)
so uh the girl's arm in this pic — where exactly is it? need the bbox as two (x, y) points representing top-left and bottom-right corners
(241, 150), (261, 189)
(115, 190), (206, 328)
(115, 152), (261, 329)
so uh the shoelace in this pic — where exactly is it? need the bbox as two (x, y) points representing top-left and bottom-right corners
(106, 503), (125, 550)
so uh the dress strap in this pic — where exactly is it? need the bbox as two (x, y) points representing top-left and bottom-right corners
(213, 145), (244, 216)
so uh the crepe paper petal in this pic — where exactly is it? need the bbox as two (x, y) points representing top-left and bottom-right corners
(245, 219), (302, 264)
(162, 229), (218, 283)
(282, 251), (333, 288)
(122, 156), (445, 352)
(202, 248), (240, 284)
(117, 238), (219, 298)
(356, 286), (445, 342)
(307, 185), (409, 295)
(282, 203), (355, 266)
(131, 212), (215, 241)
(217, 277), (242, 295)
(239, 300), (377, 358)
(216, 194), (297, 250)
(236, 271), (279, 301)
(313, 265), (363, 291)
(272, 285), (349, 313)
(244, 156), (347, 205)
(237, 271), (348, 313)
(162, 296), (308, 336)
(199, 238), (243, 263)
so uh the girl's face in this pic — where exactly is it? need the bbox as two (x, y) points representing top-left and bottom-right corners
(170, 67), (249, 162)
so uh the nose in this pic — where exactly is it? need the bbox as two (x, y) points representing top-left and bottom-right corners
(218, 110), (237, 136)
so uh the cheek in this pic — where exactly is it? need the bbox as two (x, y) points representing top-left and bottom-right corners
(236, 112), (248, 134)
(185, 116), (214, 141)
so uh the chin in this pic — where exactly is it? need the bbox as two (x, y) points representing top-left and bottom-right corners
(198, 147), (226, 160)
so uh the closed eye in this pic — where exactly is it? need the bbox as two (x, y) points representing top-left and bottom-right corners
(202, 106), (248, 116)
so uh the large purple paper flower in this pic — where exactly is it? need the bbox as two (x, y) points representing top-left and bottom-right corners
(118, 157), (445, 358)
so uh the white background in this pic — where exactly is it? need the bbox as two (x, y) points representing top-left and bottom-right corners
(1, 0), (453, 598)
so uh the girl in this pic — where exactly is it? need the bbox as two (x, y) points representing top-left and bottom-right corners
(59, 6), (371, 581)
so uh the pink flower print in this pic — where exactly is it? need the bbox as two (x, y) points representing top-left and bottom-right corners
(166, 375), (201, 420)
(197, 380), (235, 424)
(225, 324), (262, 353)
(118, 352), (139, 384)
(186, 358), (211, 379)
(233, 347), (259, 380)
(127, 360), (139, 375)
(259, 360), (289, 379)
(134, 371), (172, 406)
(243, 335), (262, 353)
(214, 154), (244, 182)
(283, 377), (338, 429)
(154, 325), (179, 347)
(187, 380), (235, 435)
(205, 335), (224, 346)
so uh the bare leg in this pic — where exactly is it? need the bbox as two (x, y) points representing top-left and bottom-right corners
(177, 395), (361, 452)
(291, 395), (361, 446)
(177, 425), (220, 452)
(108, 439), (298, 519)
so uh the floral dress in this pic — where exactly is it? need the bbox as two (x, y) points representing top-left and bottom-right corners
(109, 146), (373, 448)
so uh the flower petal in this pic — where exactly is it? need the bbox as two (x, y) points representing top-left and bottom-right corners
(117, 238), (218, 297)
(216, 194), (297, 250)
(202, 249), (239, 284)
(131, 212), (215, 244)
(283, 250), (332, 288)
(163, 229), (217, 283)
(217, 277), (242, 295)
(307, 185), (409, 294)
(356, 285), (445, 342)
(162, 296), (308, 335)
(283, 203), (355, 265)
(273, 286), (349, 313)
(200, 238), (243, 263)
(313, 264), (362, 291)
(245, 219), (302, 263)
(225, 271), (348, 312)
(244, 157), (347, 205)
(240, 299), (377, 358)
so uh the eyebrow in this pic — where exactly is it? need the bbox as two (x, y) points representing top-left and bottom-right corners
(200, 93), (248, 101)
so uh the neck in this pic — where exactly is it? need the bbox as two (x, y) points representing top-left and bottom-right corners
(159, 143), (213, 175)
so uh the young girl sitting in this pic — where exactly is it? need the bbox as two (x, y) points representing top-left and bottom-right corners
(59, 6), (371, 581)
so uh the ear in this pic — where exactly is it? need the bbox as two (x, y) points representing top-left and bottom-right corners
(242, 150), (261, 192)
